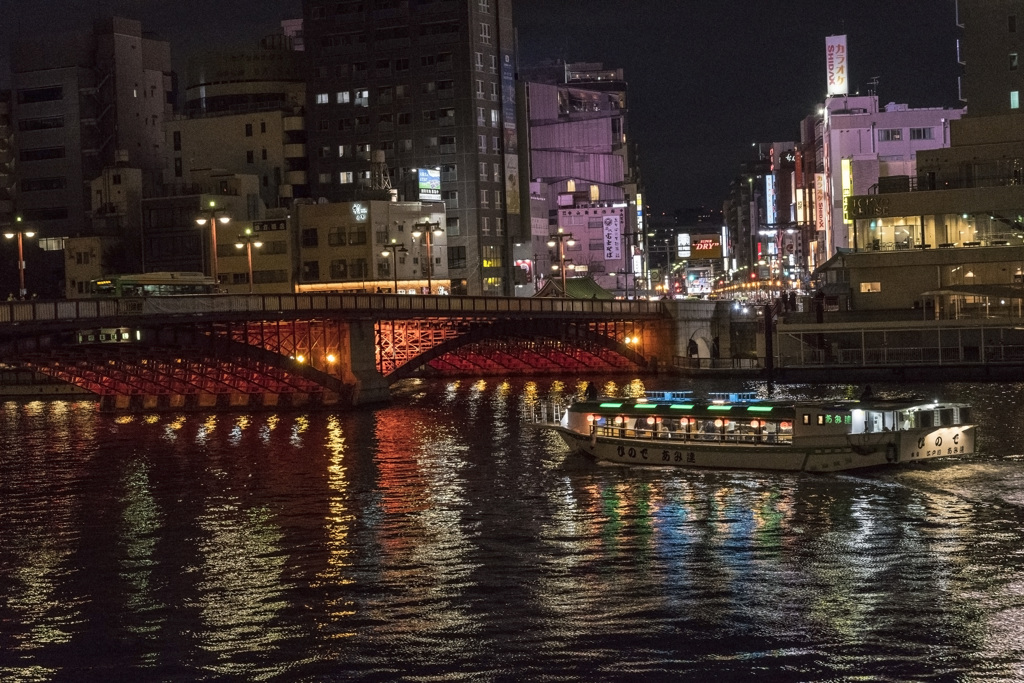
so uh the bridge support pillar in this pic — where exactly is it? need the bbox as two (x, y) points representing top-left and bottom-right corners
(340, 319), (390, 406)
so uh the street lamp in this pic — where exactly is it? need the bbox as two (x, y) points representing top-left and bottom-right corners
(234, 227), (263, 294)
(194, 200), (230, 287)
(411, 222), (444, 294)
(546, 229), (576, 294)
(4, 217), (35, 299)
(380, 241), (409, 293)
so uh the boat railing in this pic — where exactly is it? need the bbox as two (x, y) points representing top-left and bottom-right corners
(708, 392), (761, 403)
(643, 390), (694, 402)
(528, 400), (570, 426)
(592, 424), (792, 445)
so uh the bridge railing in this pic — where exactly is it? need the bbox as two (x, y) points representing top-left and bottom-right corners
(0, 293), (665, 325)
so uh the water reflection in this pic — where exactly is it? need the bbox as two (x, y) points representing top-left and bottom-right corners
(1, 379), (1024, 679)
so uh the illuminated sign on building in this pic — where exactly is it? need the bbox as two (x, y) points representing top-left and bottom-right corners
(677, 232), (691, 259)
(826, 35), (848, 96)
(603, 215), (622, 260)
(690, 234), (722, 260)
(418, 168), (441, 202)
(352, 203), (368, 221)
(814, 173), (826, 233)
(765, 174), (777, 225)
(841, 158), (852, 223)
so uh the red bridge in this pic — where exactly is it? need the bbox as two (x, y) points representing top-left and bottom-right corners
(0, 293), (671, 411)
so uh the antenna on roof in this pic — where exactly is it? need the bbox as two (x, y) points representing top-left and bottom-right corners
(867, 76), (879, 97)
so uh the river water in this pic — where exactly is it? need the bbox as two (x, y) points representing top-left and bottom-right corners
(2, 377), (1024, 682)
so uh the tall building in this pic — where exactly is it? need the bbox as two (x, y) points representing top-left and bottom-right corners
(816, 3), (1024, 313)
(11, 17), (173, 238)
(301, 0), (522, 296)
(165, 32), (308, 210)
(957, 0), (1024, 116)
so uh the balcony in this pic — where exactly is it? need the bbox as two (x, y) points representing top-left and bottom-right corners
(283, 115), (304, 132)
(283, 143), (306, 158)
(284, 170), (307, 185)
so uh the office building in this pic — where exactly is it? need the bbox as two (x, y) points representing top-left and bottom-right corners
(302, 0), (522, 296)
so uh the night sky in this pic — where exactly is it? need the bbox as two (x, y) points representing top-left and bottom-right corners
(2, 0), (963, 212)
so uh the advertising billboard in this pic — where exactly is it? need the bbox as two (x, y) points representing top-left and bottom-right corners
(690, 234), (722, 260)
(418, 168), (441, 202)
(603, 215), (622, 260)
(677, 233), (691, 259)
(826, 35), (849, 96)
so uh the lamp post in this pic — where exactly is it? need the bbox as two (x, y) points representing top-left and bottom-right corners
(381, 241), (409, 293)
(546, 229), (576, 294)
(4, 217), (35, 299)
(412, 222), (444, 294)
(194, 200), (231, 288)
(234, 227), (263, 294)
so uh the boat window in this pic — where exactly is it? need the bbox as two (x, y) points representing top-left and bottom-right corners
(802, 414), (810, 425)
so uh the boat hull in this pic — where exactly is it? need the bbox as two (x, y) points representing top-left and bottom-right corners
(551, 424), (977, 472)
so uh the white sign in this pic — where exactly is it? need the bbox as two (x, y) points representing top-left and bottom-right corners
(352, 203), (368, 221)
(603, 215), (622, 260)
(826, 35), (848, 96)
(677, 233), (691, 259)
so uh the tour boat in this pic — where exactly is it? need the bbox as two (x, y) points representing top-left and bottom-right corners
(533, 391), (976, 472)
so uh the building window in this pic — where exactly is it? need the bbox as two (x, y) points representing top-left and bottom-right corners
(337, 90), (350, 104)
(318, 172), (332, 184)
(491, 109), (500, 127)
(316, 92), (329, 104)
(261, 148), (267, 160)
(340, 171), (354, 184)
(395, 57), (410, 71)
(245, 123), (253, 136)
(399, 139), (413, 152)
(480, 188), (490, 207)
(354, 89), (369, 107)
(446, 216), (460, 235)
(448, 245), (467, 269)
(479, 162), (488, 179)
(479, 135), (487, 152)
(302, 229), (319, 248)
(261, 121), (267, 133)
(1011, 14), (1017, 32)
(878, 128), (902, 142)
(174, 158), (182, 177)
(442, 190), (458, 209)
(475, 52), (484, 72)
(349, 227), (367, 245)
(330, 259), (348, 279)
(302, 261), (320, 281)
(859, 282), (882, 293)
(480, 23), (491, 44)
(909, 127), (934, 140)
(172, 131), (181, 151)
(246, 150), (254, 163)
(1012, 91), (1021, 109)
(479, 0), (490, 12)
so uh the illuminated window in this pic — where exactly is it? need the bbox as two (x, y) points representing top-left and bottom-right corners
(480, 22), (491, 44)
(1012, 91), (1021, 109)
(482, 245), (503, 268)
(878, 128), (902, 142)
(1012, 53), (1019, 70)
(316, 93), (329, 104)
(354, 89), (369, 107)
(859, 282), (881, 293)
(339, 171), (354, 184)
(336, 91), (350, 104)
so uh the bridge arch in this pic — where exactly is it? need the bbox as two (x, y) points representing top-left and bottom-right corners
(386, 319), (648, 382)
